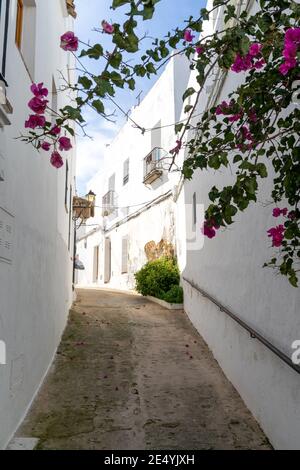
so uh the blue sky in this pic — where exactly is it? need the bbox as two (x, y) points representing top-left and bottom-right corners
(75, 0), (205, 195)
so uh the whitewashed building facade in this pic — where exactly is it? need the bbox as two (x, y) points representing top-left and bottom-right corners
(76, 54), (191, 291)
(176, 0), (300, 450)
(0, 0), (77, 449)
(77, 0), (300, 450)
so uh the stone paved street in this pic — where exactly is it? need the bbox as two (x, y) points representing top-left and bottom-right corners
(17, 288), (271, 450)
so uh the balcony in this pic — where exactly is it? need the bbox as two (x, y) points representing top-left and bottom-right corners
(143, 148), (163, 184)
(102, 190), (116, 217)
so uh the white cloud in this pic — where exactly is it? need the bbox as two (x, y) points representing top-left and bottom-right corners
(76, 128), (112, 195)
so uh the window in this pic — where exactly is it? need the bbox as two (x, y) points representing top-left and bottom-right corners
(123, 159), (129, 185)
(15, 0), (37, 79)
(192, 192), (197, 226)
(121, 237), (128, 274)
(151, 120), (161, 150)
(0, 0), (10, 81)
(64, 160), (69, 209)
(108, 173), (115, 192)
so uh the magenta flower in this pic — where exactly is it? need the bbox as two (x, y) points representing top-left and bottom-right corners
(41, 141), (51, 151)
(288, 211), (296, 220)
(279, 58), (297, 75)
(285, 27), (300, 44)
(202, 219), (220, 239)
(58, 136), (72, 151)
(196, 46), (204, 55)
(50, 151), (64, 169)
(254, 59), (265, 69)
(215, 101), (229, 115)
(279, 28), (300, 75)
(50, 125), (61, 136)
(30, 82), (48, 97)
(60, 31), (79, 52)
(102, 20), (114, 34)
(170, 140), (182, 155)
(248, 109), (258, 122)
(273, 208), (282, 217)
(25, 114), (46, 129)
(228, 111), (243, 122)
(28, 96), (48, 114)
(267, 225), (285, 247)
(184, 30), (195, 43)
(249, 43), (262, 57)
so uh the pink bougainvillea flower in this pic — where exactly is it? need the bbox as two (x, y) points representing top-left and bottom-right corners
(267, 225), (285, 247)
(228, 111), (244, 122)
(28, 96), (48, 114)
(196, 46), (204, 55)
(101, 20), (114, 34)
(249, 43), (262, 57)
(60, 31), (79, 52)
(273, 207), (288, 217)
(25, 114), (46, 129)
(215, 101), (229, 115)
(273, 207), (282, 217)
(58, 136), (72, 151)
(30, 82), (48, 97)
(288, 211), (296, 220)
(50, 151), (64, 169)
(50, 125), (61, 136)
(285, 27), (300, 44)
(41, 141), (51, 151)
(248, 109), (258, 123)
(202, 221), (216, 239)
(184, 30), (195, 42)
(170, 140), (182, 155)
(279, 58), (297, 75)
(231, 43), (264, 73)
(279, 28), (300, 75)
(254, 59), (265, 69)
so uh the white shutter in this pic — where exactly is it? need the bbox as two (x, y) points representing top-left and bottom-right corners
(104, 238), (111, 283)
(121, 237), (128, 273)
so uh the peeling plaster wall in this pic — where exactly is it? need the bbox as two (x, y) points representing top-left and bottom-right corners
(0, 0), (76, 449)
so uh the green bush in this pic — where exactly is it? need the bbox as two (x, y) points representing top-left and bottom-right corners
(159, 285), (184, 304)
(135, 257), (183, 303)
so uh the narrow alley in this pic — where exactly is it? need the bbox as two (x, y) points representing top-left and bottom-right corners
(16, 289), (270, 450)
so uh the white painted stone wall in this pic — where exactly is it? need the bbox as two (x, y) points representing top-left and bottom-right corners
(0, 0), (76, 449)
(76, 55), (190, 291)
(176, 0), (300, 449)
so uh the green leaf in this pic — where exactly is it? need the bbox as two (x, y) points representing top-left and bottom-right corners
(182, 87), (196, 102)
(92, 100), (104, 114)
(175, 123), (184, 134)
(112, 0), (130, 8)
(78, 76), (93, 90)
(184, 104), (193, 113)
(80, 44), (103, 60)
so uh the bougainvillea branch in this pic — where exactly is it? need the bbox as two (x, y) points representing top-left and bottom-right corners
(20, 0), (300, 286)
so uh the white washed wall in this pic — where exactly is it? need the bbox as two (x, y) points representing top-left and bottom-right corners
(177, 0), (300, 449)
(76, 55), (190, 291)
(0, 0), (76, 449)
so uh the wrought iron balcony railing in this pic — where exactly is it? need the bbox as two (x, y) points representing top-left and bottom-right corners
(143, 147), (163, 184)
(102, 190), (116, 217)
